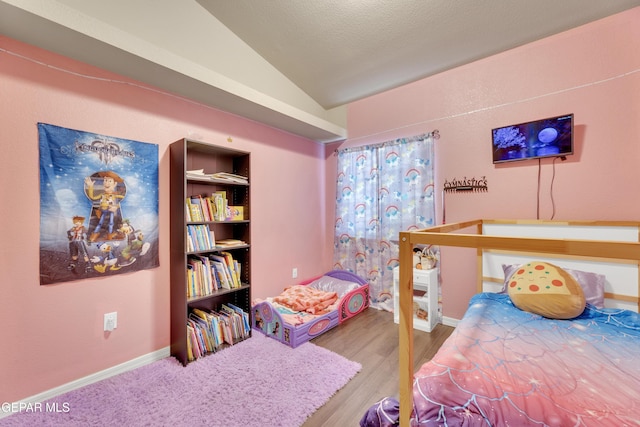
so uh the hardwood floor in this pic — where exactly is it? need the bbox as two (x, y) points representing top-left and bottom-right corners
(302, 308), (454, 427)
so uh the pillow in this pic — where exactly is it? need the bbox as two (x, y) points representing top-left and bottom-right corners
(506, 261), (586, 319)
(502, 263), (605, 309)
(307, 275), (361, 298)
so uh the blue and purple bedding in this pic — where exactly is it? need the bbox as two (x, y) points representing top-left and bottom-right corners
(363, 292), (640, 426)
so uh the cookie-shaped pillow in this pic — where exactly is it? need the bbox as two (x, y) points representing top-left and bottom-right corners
(507, 261), (586, 319)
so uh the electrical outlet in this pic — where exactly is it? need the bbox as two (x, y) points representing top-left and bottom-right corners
(104, 312), (118, 331)
(292, 268), (298, 279)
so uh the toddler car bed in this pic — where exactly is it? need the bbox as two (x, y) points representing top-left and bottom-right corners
(252, 270), (369, 347)
(362, 219), (640, 427)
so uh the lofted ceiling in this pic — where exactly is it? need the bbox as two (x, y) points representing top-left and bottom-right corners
(1, 0), (639, 142)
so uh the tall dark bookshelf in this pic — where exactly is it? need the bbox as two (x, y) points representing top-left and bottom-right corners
(169, 138), (251, 366)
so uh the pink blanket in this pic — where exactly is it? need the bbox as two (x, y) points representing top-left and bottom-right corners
(412, 293), (640, 426)
(273, 285), (338, 315)
(361, 293), (640, 426)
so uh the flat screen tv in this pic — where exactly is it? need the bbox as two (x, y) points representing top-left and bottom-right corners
(492, 113), (573, 164)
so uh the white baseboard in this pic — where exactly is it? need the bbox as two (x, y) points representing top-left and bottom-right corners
(0, 346), (170, 419)
(442, 316), (459, 327)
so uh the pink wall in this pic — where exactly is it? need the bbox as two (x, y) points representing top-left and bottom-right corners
(339, 8), (640, 320)
(0, 36), (332, 402)
(2, 6), (639, 403)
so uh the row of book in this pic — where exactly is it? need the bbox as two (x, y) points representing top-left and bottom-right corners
(186, 193), (224, 222)
(186, 192), (243, 222)
(186, 227), (248, 253)
(187, 304), (251, 361)
(187, 251), (242, 298)
(186, 224), (215, 252)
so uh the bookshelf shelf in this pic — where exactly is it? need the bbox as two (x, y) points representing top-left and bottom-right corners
(187, 177), (250, 186)
(186, 220), (250, 225)
(187, 284), (251, 304)
(186, 246), (249, 256)
(170, 138), (251, 366)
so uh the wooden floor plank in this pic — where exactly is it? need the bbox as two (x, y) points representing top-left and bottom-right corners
(301, 308), (454, 427)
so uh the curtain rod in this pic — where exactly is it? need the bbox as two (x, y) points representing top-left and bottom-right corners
(335, 129), (439, 155)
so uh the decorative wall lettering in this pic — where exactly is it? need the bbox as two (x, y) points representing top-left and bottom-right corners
(443, 176), (488, 192)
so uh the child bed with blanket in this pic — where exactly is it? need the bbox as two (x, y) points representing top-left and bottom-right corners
(252, 270), (369, 347)
(362, 219), (640, 427)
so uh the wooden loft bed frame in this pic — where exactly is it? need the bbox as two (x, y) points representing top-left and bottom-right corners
(397, 219), (640, 427)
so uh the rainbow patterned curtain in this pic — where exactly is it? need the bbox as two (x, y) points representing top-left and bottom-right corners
(333, 133), (436, 311)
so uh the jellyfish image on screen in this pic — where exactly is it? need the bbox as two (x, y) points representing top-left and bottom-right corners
(536, 127), (560, 156)
(492, 113), (573, 163)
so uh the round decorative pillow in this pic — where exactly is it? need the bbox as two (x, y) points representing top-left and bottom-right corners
(507, 261), (586, 319)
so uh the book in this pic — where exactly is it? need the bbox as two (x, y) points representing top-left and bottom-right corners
(186, 169), (213, 182)
(192, 309), (220, 351)
(215, 238), (246, 248)
(186, 169), (205, 177)
(186, 198), (201, 222)
(191, 225), (205, 250)
(186, 225), (199, 251)
(201, 225), (213, 249)
(205, 197), (216, 221)
(208, 261), (222, 290)
(186, 264), (196, 298)
(185, 230), (194, 252)
(197, 255), (213, 295)
(228, 206), (244, 221)
(187, 258), (203, 296)
(186, 324), (197, 361)
(196, 195), (212, 221)
(218, 313), (234, 345)
(210, 256), (232, 289)
(185, 199), (192, 222)
(210, 172), (248, 184)
(189, 314), (213, 353)
(185, 303), (250, 361)
(227, 303), (251, 337)
(187, 225), (215, 251)
(210, 312), (224, 347)
(188, 197), (204, 221)
(221, 251), (241, 287)
(212, 191), (229, 221)
(235, 261), (241, 284)
(186, 170), (248, 184)
(187, 318), (206, 357)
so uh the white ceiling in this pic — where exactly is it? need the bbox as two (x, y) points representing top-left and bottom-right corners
(1, 0), (639, 142)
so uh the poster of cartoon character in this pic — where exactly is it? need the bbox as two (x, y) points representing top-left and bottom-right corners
(38, 123), (159, 285)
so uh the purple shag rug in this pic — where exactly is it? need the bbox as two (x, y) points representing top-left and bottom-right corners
(0, 333), (361, 427)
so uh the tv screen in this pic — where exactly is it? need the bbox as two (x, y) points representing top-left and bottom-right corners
(492, 114), (573, 164)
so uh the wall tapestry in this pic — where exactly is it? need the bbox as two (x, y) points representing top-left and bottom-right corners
(38, 123), (159, 285)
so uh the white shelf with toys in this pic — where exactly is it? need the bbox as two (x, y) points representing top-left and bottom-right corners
(393, 266), (439, 333)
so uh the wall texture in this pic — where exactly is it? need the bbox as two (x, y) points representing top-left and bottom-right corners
(338, 7), (640, 319)
(0, 35), (332, 403)
(2, 6), (638, 404)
